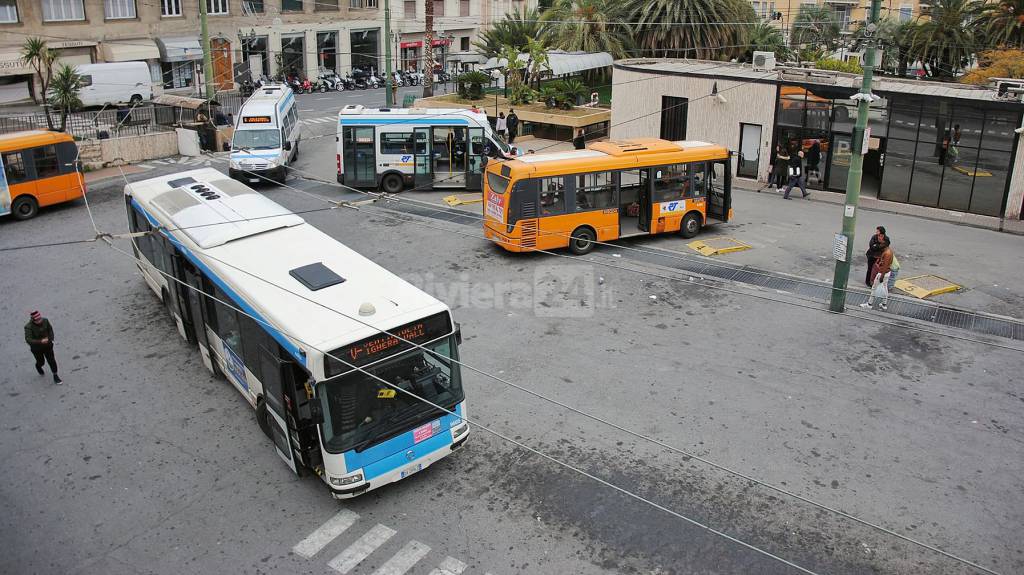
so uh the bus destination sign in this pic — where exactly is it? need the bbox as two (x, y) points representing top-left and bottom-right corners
(242, 116), (273, 124)
(326, 312), (452, 375)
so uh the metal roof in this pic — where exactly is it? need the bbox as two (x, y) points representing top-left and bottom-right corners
(484, 50), (614, 76)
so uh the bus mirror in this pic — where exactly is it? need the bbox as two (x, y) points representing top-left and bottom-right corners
(283, 141), (292, 151)
(454, 322), (463, 345)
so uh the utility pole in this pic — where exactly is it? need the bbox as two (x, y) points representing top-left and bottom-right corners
(828, 0), (881, 312)
(422, 0), (434, 98)
(199, 0), (215, 100)
(384, 0), (394, 106)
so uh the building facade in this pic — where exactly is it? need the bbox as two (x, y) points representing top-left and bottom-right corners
(0, 0), (534, 101)
(753, 0), (928, 34)
(610, 59), (1024, 221)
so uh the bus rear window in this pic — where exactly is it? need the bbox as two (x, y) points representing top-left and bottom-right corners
(487, 172), (509, 195)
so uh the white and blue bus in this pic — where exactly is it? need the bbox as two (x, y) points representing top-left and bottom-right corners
(124, 168), (469, 497)
(229, 84), (301, 185)
(336, 105), (511, 193)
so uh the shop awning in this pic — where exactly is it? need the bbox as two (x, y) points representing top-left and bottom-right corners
(399, 39), (453, 49)
(156, 37), (203, 63)
(101, 39), (160, 62)
(483, 50), (613, 76)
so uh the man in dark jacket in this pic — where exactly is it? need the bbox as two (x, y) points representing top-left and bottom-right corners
(506, 109), (519, 144)
(25, 311), (61, 384)
(572, 128), (586, 150)
(865, 226), (888, 287)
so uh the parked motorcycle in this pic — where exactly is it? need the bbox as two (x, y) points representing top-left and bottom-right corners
(391, 71), (404, 87)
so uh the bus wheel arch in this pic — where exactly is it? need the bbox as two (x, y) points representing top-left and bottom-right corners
(680, 211), (703, 239)
(255, 397), (273, 439)
(568, 225), (597, 255)
(10, 195), (39, 220)
(380, 172), (404, 194)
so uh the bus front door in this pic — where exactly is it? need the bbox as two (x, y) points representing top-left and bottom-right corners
(466, 128), (485, 190)
(342, 127), (376, 188)
(707, 159), (731, 223)
(258, 347), (299, 475)
(413, 127), (432, 189)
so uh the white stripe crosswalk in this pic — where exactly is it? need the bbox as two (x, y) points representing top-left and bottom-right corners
(301, 115), (336, 125)
(293, 509), (496, 575)
(293, 509), (360, 559)
(328, 523), (397, 574)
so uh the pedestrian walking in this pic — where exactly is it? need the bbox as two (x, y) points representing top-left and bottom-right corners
(24, 311), (61, 384)
(781, 147), (809, 200)
(861, 238), (894, 310)
(506, 109), (519, 144)
(806, 140), (822, 184)
(865, 226), (887, 287)
(495, 112), (507, 140)
(763, 144), (789, 191)
(572, 128), (586, 150)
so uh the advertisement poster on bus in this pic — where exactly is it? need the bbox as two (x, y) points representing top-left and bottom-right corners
(224, 346), (248, 390)
(0, 153), (11, 216)
(485, 190), (505, 221)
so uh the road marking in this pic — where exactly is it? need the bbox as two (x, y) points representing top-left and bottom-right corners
(316, 97), (331, 100)
(137, 164), (153, 169)
(328, 524), (397, 574)
(428, 556), (467, 575)
(293, 509), (360, 559)
(372, 540), (431, 575)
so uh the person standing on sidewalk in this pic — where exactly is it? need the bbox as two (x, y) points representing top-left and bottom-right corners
(865, 226), (887, 287)
(765, 145), (789, 191)
(495, 112), (507, 141)
(572, 128), (586, 150)
(506, 109), (519, 144)
(24, 311), (61, 384)
(782, 147), (809, 199)
(861, 238), (894, 310)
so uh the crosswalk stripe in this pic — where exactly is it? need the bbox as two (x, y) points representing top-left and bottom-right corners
(292, 509), (360, 559)
(137, 164), (152, 169)
(428, 556), (467, 575)
(328, 524), (398, 574)
(372, 540), (431, 575)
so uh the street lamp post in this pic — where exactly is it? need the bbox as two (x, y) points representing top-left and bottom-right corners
(384, 0), (393, 107)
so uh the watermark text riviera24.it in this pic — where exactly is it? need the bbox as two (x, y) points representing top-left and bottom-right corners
(405, 265), (616, 317)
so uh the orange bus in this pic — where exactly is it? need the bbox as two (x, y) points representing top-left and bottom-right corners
(1, 130), (85, 220)
(483, 138), (732, 254)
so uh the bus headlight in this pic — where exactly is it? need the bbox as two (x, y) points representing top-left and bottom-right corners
(330, 472), (363, 486)
(452, 423), (469, 439)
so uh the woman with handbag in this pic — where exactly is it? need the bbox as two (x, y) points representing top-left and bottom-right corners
(861, 238), (894, 310)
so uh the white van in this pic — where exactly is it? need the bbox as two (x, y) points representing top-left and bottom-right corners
(229, 84), (300, 185)
(75, 62), (153, 107)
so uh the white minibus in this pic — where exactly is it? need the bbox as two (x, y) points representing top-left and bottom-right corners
(229, 84), (301, 184)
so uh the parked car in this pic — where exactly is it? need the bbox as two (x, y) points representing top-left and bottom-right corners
(74, 62), (154, 108)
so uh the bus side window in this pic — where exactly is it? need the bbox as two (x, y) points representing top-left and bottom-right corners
(239, 314), (269, 382)
(56, 142), (78, 175)
(33, 145), (60, 179)
(653, 163), (689, 202)
(2, 151), (28, 184)
(211, 284), (243, 358)
(691, 162), (708, 197)
(539, 177), (565, 216)
(575, 172), (615, 211)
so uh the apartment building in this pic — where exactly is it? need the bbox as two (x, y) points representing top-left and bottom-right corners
(0, 0), (534, 102)
(752, 0), (928, 34)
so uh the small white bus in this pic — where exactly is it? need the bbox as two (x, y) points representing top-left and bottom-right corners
(229, 84), (301, 184)
(124, 168), (469, 497)
(75, 62), (153, 107)
(336, 105), (511, 193)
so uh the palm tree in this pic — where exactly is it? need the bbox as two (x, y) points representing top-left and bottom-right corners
(524, 37), (551, 87)
(423, 0), (435, 97)
(21, 37), (57, 129)
(540, 0), (633, 59)
(627, 0), (756, 60)
(48, 64), (83, 133)
(473, 8), (544, 58)
(975, 0), (1024, 49)
(909, 0), (982, 77)
(852, 17), (919, 75)
(745, 20), (787, 61)
(791, 4), (842, 52)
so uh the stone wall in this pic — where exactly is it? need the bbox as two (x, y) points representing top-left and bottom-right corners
(79, 130), (179, 169)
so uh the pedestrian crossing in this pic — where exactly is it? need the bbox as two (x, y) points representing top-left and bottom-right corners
(292, 509), (498, 575)
(302, 115), (338, 125)
(137, 153), (229, 171)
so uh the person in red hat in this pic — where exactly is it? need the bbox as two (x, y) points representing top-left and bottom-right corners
(24, 311), (61, 384)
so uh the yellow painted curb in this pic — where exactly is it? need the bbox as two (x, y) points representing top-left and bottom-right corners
(687, 237), (753, 256)
(893, 274), (962, 299)
(442, 194), (483, 207)
(951, 165), (993, 177)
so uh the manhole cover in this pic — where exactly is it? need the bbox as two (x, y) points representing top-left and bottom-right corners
(894, 274), (962, 299)
(687, 237), (752, 256)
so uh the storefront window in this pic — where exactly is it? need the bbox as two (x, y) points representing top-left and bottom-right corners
(969, 148), (1011, 216)
(888, 98), (921, 141)
(908, 138), (943, 207)
(351, 29), (379, 72)
(879, 138), (915, 203)
(937, 145), (979, 212)
(317, 32), (338, 73)
(281, 34), (305, 77)
(242, 36), (269, 78)
(980, 110), (1017, 151)
(161, 61), (195, 89)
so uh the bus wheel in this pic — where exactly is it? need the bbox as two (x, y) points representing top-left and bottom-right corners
(130, 94), (143, 105)
(256, 399), (273, 439)
(11, 195), (38, 220)
(568, 226), (596, 255)
(381, 173), (403, 194)
(680, 212), (702, 239)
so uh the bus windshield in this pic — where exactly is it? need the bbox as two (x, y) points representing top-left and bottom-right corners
(232, 129), (281, 151)
(487, 172), (510, 195)
(318, 336), (464, 453)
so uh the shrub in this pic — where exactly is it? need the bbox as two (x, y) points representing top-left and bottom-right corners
(815, 57), (863, 74)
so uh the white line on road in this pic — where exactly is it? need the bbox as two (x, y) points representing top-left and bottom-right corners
(316, 97), (331, 100)
(292, 509), (360, 559)
(428, 556), (467, 575)
(372, 540), (431, 575)
(328, 524), (398, 574)
(137, 164), (152, 169)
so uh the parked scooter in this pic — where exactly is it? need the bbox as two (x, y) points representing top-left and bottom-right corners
(391, 71), (404, 87)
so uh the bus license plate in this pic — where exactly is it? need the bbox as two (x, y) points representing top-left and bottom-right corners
(400, 463), (423, 479)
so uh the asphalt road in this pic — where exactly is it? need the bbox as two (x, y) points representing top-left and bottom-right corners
(1, 91), (1023, 575)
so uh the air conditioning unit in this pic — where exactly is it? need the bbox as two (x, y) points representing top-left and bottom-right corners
(752, 51), (777, 72)
(996, 80), (1024, 102)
